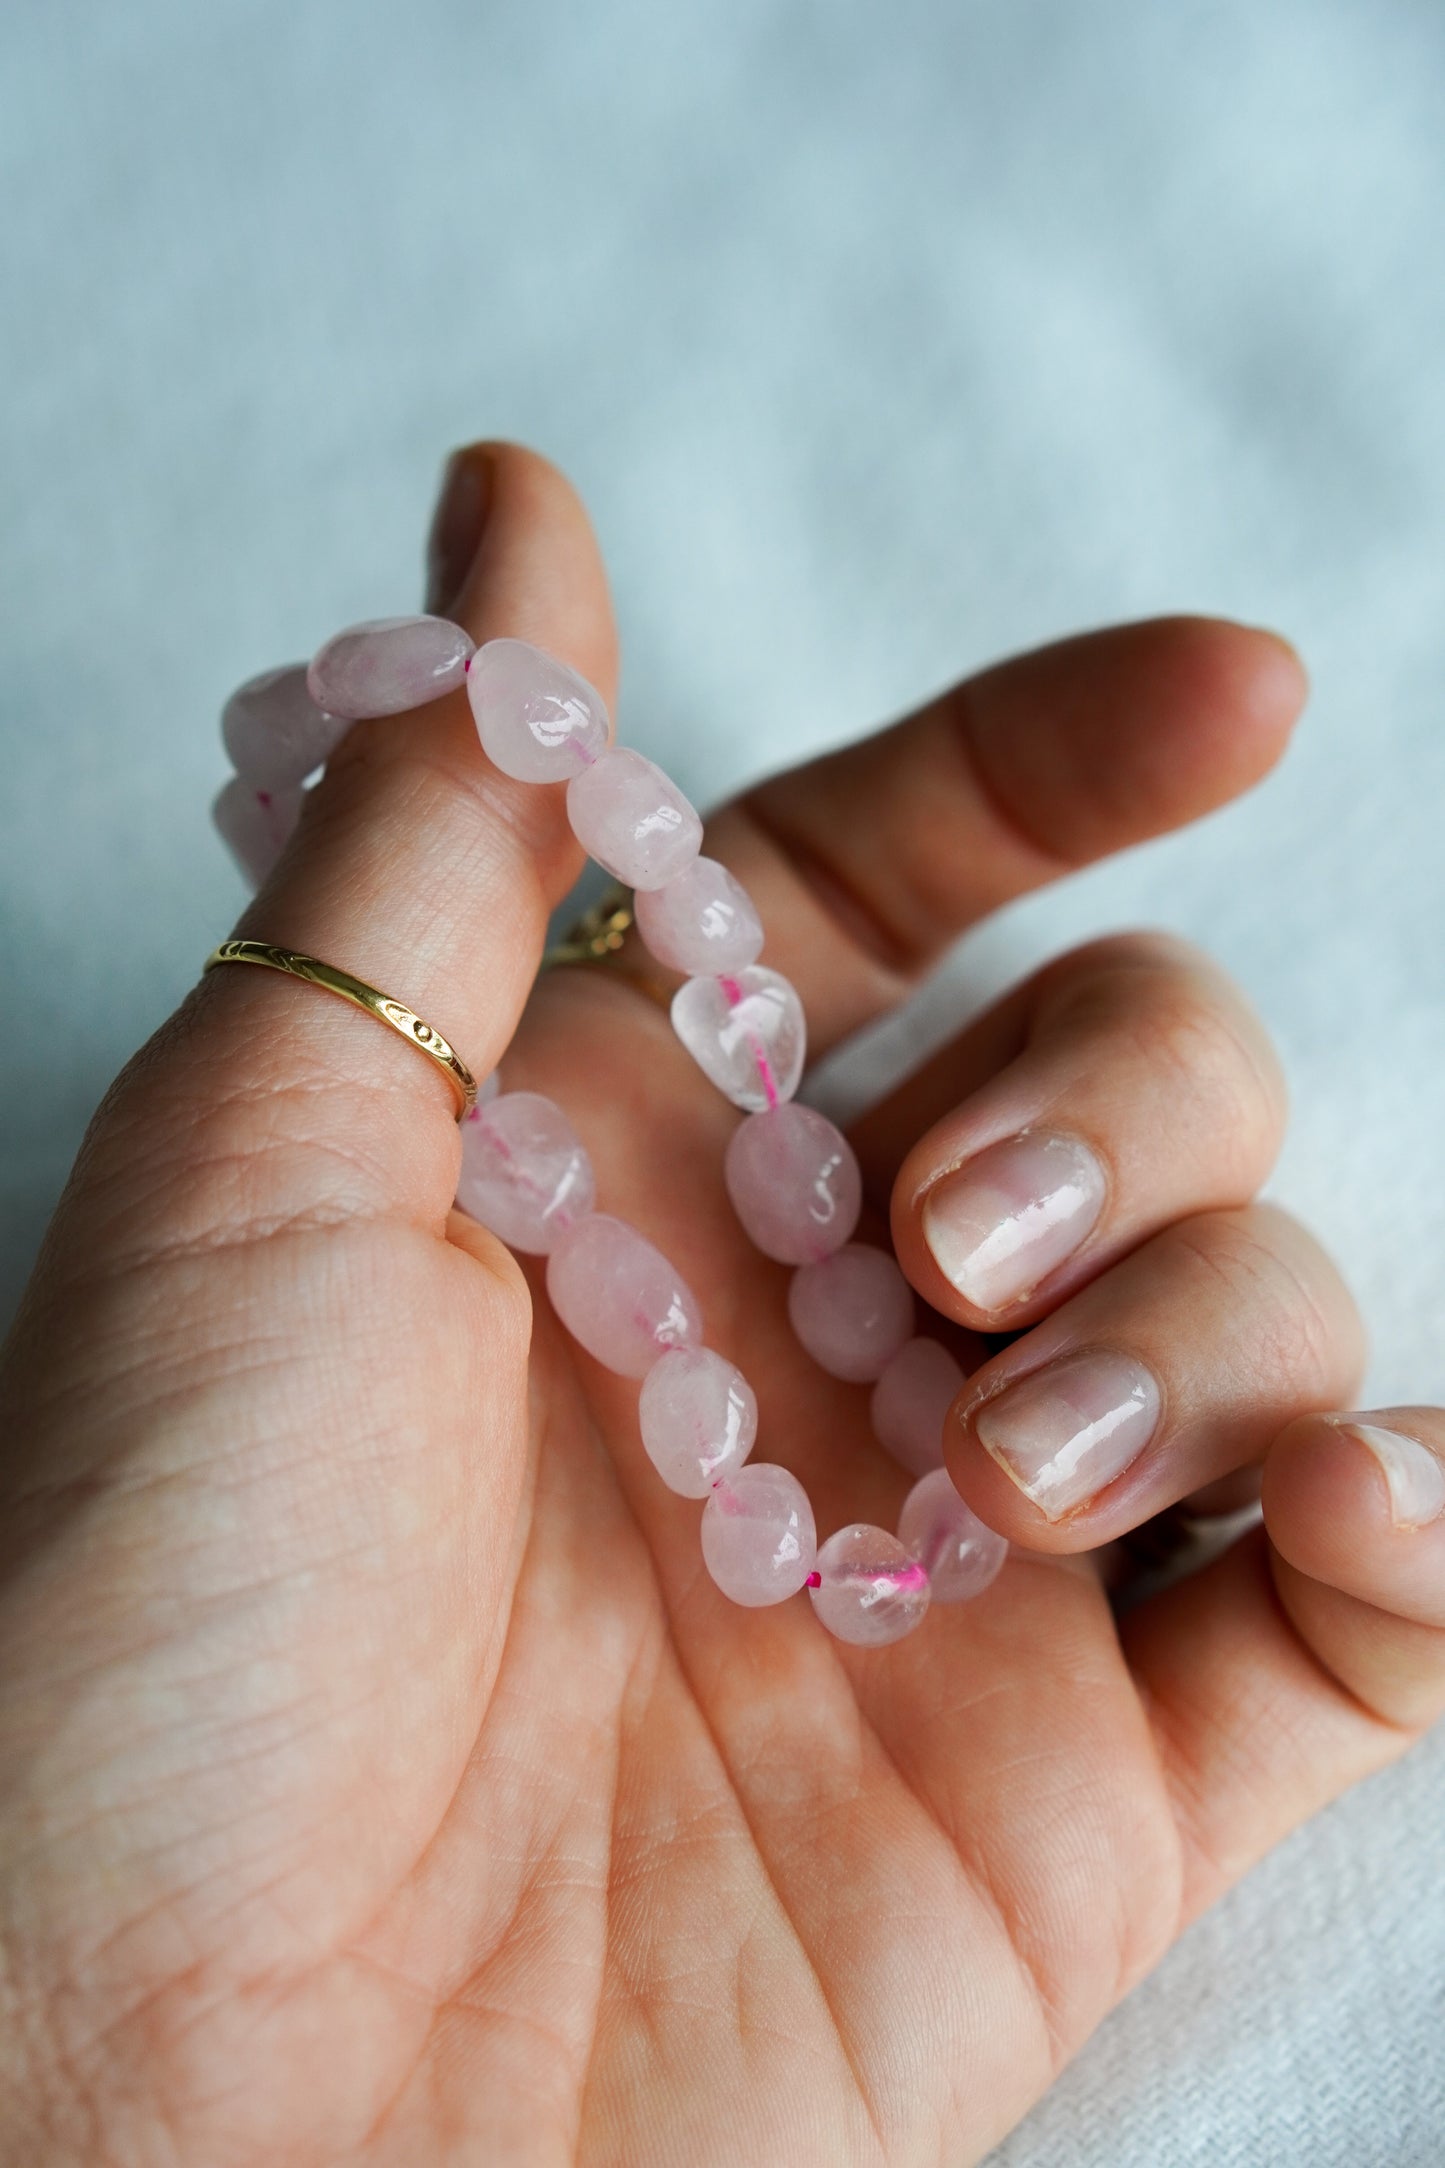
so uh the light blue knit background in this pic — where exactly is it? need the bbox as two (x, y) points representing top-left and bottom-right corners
(2, 1), (1442, 2158)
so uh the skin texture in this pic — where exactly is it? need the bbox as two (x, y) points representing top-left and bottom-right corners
(0, 443), (1442, 2167)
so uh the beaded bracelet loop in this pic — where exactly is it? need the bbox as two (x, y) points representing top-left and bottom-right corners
(214, 616), (1009, 1646)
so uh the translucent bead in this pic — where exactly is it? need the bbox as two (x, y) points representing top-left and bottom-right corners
(638, 1346), (757, 1497)
(306, 615), (474, 720)
(566, 746), (703, 890)
(546, 1213), (701, 1377)
(869, 1337), (965, 1476)
(468, 637), (610, 781)
(221, 664), (351, 788)
(212, 777), (304, 888)
(455, 1091), (595, 1254)
(633, 857), (764, 976)
(723, 1104), (860, 1263)
(809, 1524), (931, 1646)
(897, 1468), (1008, 1604)
(670, 967), (806, 1112)
(788, 1244), (914, 1383)
(701, 1464), (817, 1607)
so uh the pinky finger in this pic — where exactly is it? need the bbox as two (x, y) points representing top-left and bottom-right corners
(1263, 1408), (1445, 1726)
(1120, 1407), (1445, 1929)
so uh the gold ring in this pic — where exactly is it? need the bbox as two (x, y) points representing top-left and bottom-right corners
(539, 884), (673, 1011)
(540, 882), (638, 969)
(203, 939), (478, 1119)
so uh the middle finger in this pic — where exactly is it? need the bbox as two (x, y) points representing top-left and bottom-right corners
(873, 931), (1287, 1331)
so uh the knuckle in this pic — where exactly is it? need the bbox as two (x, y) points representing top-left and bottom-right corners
(1037, 939), (1287, 1184)
(1173, 1206), (1364, 1400)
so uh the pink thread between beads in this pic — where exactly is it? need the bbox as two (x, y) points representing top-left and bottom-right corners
(225, 622), (982, 1644)
(718, 972), (780, 1109)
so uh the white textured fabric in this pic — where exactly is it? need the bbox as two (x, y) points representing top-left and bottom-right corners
(2, 0), (1442, 2157)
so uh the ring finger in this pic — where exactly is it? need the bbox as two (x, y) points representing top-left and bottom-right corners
(942, 1200), (1364, 1548)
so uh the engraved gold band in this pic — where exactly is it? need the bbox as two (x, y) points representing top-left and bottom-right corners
(203, 939), (478, 1119)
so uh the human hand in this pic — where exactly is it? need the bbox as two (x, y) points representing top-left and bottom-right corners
(2, 443), (1441, 2166)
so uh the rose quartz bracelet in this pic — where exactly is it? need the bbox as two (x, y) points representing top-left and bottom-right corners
(216, 617), (1009, 1645)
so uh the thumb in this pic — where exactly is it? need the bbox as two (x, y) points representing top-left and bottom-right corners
(176, 443), (617, 1221)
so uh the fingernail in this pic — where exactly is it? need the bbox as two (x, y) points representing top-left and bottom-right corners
(1345, 1424), (1445, 1529)
(424, 451), (492, 616)
(922, 1132), (1107, 1313)
(974, 1349), (1160, 1520)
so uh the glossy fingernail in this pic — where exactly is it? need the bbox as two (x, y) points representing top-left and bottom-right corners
(921, 1132), (1107, 1313)
(424, 451), (492, 615)
(1346, 1424), (1445, 1529)
(974, 1349), (1160, 1520)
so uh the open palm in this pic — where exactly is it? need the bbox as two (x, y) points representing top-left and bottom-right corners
(3, 444), (1442, 2168)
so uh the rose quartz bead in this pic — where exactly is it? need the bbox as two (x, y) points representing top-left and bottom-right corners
(638, 1347), (757, 1497)
(545, 1213), (701, 1377)
(670, 967), (806, 1112)
(222, 664), (351, 788)
(212, 777), (304, 888)
(809, 1525), (931, 1646)
(700, 1464), (817, 1606)
(869, 1337), (966, 1477)
(306, 615), (474, 719)
(788, 1244), (914, 1383)
(633, 857), (764, 976)
(724, 1104), (861, 1263)
(566, 747), (703, 890)
(455, 1091), (595, 1254)
(897, 1468), (1008, 1604)
(468, 638), (610, 781)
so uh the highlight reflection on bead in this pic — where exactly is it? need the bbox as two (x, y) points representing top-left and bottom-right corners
(671, 967), (806, 1112)
(724, 1103), (861, 1263)
(545, 1213), (702, 1378)
(455, 1091), (595, 1254)
(809, 1525), (931, 1645)
(897, 1469), (1008, 1603)
(634, 856), (764, 976)
(566, 746), (703, 890)
(307, 615), (474, 719)
(639, 1347), (757, 1497)
(701, 1464), (817, 1606)
(468, 637), (610, 781)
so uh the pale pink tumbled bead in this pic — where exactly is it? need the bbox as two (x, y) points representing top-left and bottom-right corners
(222, 664), (351, 787)
(454, 1091), (595, 1254)
(212, 777), (305, 888)
(638, 1346), (757, 1497)
(897, 1468), (1008, 1604)
(809, 1525), (931, 1646)
(670, 967), (806, 1112)
(566, 746), (703, 891)
(869, 1337), (966, 1477)
(468, 637), (610, 781)
(724, 1104), (861, 1263)
(700, 1463), (817, 1606)
(633, 857), (764, 976)
(306, 615), (474, 719)
(788, 1244), (915, 1383)
(545, 1213), (701, 1377)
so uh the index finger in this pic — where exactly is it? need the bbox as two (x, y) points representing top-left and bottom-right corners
(704, 617), (1307, 1056)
